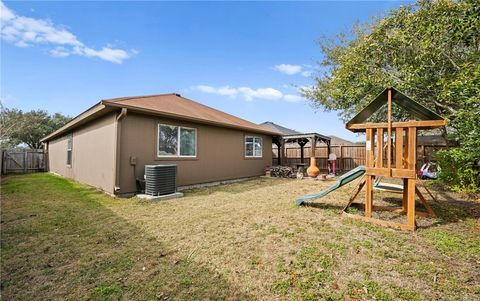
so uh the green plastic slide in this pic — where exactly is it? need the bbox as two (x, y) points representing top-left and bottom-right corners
(296, 166), (366, 206)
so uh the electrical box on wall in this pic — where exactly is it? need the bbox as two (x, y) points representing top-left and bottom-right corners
(130, 156), (137, 166)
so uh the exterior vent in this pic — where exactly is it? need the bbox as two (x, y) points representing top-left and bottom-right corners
(145, 164), (177, 196)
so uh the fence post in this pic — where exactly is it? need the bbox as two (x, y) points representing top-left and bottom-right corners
(339, 145), (343, 172)
(1, 151), (5, 175)
(44, 151), (49, 172)
(23, 149), (27, 173)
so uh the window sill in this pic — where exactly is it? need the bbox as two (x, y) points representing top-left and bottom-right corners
(155, 156), (199, 161)
(244, 156), (264, 160)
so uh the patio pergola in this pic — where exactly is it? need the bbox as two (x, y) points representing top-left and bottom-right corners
(272, 133), (331, 166)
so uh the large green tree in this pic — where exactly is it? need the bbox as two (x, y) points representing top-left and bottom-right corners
(304, 0), (479, 191)
(0, 105), (70, 149)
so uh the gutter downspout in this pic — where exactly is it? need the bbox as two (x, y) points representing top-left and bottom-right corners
(113, 108), (127, 194)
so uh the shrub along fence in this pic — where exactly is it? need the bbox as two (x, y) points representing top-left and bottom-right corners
(1, 149), (47, 175)
(272, 144), (447, 172)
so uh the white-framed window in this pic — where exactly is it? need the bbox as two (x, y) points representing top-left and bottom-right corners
(66, 133), (73, 166)
(245, 136), (262, 158)
(157, 124), (197, 157)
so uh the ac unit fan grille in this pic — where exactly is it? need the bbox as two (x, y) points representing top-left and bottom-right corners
(145, 165), (177, 196)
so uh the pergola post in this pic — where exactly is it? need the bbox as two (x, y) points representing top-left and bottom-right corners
(278, 143), (282, 165)
(326, 139), (331, 171)
(297, 139), (307, 164)
(273, 137), (283, 166)
(311, 135), (316, 164)
(280, 139), (286, 166)
(280, 133), (331, 168)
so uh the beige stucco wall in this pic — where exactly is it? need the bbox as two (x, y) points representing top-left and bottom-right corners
(117, 112), (273, 194)
(47, 113), (117, 194)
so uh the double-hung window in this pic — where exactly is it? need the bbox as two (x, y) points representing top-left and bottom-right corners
(66, 134), (73, 166)
(245, 136), (262, 158)
(157, 124), (197, 157)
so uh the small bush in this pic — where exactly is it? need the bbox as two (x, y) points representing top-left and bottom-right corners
(436, 148), (480, 193)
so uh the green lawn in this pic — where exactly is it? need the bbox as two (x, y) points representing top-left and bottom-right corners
(1, 173), (479, 300)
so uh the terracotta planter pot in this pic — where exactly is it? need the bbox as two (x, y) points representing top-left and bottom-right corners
(307, 157), (320, 177)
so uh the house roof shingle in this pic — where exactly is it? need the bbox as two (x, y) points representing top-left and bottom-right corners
(104, 93), (280, 134)
(259, 121), (301, 135)
(42, 93), (281, 142)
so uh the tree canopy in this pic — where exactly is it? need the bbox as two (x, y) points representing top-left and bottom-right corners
(305, 0), (479, 191)
(0, 105), (70, 149)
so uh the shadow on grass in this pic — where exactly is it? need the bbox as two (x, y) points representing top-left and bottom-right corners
(1, 173), (251, 301)
(299, 191), (480, 230)
(429, 191), (480, 225)
(182, 176), (290, 197)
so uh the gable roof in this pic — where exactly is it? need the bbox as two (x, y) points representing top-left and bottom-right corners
(259, 121), (301, 135)
(329, 135), (357, 145)
(346, 87), (445, 127)
(42, 93), (281, 142)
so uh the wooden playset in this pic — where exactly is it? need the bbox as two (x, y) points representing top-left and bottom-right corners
(296, 87), (447, 231)
(343, 87), (447, 231)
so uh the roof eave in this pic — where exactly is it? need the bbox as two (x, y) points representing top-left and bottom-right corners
(346, 87), (446, 127)
(41, 102), (108, 142)
(103, 102), (282, 136)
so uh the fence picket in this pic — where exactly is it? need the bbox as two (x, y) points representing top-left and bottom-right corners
(1, 149), (47, 174)
(272, 144), (446, 172)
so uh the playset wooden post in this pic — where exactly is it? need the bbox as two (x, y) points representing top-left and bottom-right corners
(343, 87), (447, 231)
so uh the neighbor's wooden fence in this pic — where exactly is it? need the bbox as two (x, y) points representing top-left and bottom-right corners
(1, 149), (48, 175)
(272, 144), (447, 172)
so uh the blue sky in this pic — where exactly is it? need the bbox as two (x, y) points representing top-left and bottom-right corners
(1, 1), (411, 141)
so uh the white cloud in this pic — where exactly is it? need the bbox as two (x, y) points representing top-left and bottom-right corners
(237, 87), (283, 101)
(192, 85), (283, 101)
(273, 64), (303, 75)
(283, 94), (303, 102)
(273, 63), (315, 77)
(0, 1), (134, 63)
(301, 70), (313, 77)
(194, 85), (238, 97)
(50, 46), (70, 57)
(192, 84), (305, 103)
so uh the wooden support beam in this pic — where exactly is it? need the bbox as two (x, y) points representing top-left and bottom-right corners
(415, 186), (436, 218)
(311, 136), (316, 156)
(349, 203), (432, 218)
(339, 145), (343, 171)
(387, 88), (392, 173)
(300, 145), (305, 164)
(391, 168), (416, 178)
(346, 120), (447, 131)
(395, 128), (403, 169)
(376, 128), (384, 168)
(403, 128), (409, 169)
(343, 178), (366, 211)
(279, 142), (284, 165)
(365, 175), (373, 218)
(366, 128), (374, 168)
(408, 127), (417, 170)
(366, 167), (391, 177)
(417, 178), (437, 202)
(407, 178), (416, 228)
(342, 212), (416, 231)
(402, 178), (408, 212)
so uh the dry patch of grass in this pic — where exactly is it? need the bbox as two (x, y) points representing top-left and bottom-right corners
(2, 173), (479, 300)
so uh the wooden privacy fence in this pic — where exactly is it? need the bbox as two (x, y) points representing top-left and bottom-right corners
(2, 149), (48, 175)
(272, 144), (446, 172)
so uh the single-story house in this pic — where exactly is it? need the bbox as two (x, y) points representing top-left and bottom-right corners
(41, 93), (281, 195)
